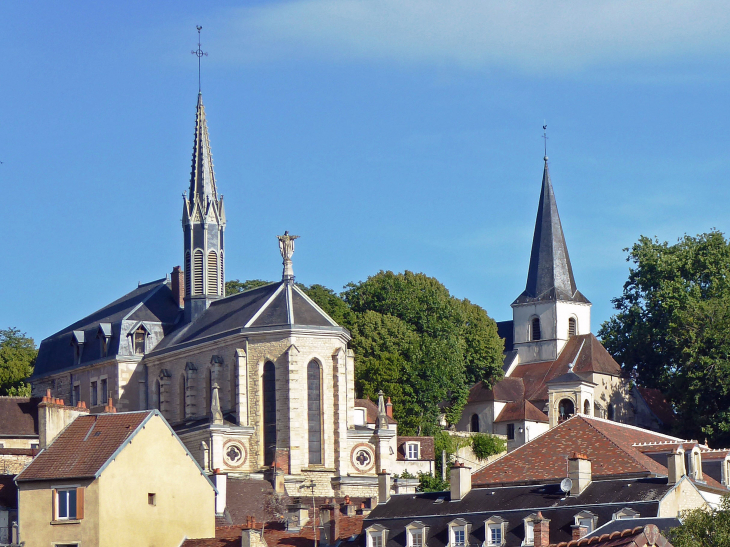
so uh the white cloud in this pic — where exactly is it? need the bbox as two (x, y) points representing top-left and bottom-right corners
(212, 0), (730, 73)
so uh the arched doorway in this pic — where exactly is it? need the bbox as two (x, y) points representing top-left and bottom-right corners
(558, 399), (574, 421)
(471, 414), (480, 433)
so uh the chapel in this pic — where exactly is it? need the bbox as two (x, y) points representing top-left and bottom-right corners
(455, 155), (672, 450)
(29, 92), (430, 497)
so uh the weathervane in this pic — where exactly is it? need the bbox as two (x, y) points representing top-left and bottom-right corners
(542, 123), (548, 160)
(192, 25), (208, 93)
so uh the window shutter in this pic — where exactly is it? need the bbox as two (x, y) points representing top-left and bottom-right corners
(52, 489), (57, 520)
(76, 487), (85, 520)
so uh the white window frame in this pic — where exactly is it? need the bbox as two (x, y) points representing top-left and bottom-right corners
(573, 511), (596, 534)
(448, 519), (470, 547)
(354, 407), (367, 426)
(484, 516), (506, 547)
(452, 527), (465, 547)
(612, 507), (640, 520)
(55, 488), (77, 520)
(366, 524), (388, 547)
(406, 524), (426, 547)
(523, 520), (534, 546)
(487, 525), (502, 546)
(406, 442), (420, 460)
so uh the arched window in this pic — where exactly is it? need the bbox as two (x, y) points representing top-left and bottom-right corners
(594, 402), (604, 419)
(179, 374), (187, 421)
(185, 251), (192, 296)
(583, 399), (590, 415)
(607, 404), (615, 421)
(558, 399), (574, 421)
(532, 318), (541, 341)
(208, 250), (219, 295)
(568, 317), (577, 338)
(471, 414), (480, 433)
(133, 328), (146, 355)
(154, 380), (161, 410)
(307, 360), (322, 465)
(263, 362), (277, 466)
(193, 249), (204, 295)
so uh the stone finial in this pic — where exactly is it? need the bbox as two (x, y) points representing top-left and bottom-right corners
(211, 382), (224, 424)
(376, 390), (388, 430)
(277, 231), (300, 282)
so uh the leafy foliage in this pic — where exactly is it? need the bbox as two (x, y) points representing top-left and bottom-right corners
(417, 472), (450, 493)
(0, 328), (37, 396)
(669, 495), (730, 547)
(225, 279), (272, 295)
(599, 231), (730, 444)
(470, 433), (507, 460)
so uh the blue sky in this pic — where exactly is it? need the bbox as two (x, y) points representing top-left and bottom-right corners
(2, 1), (730, 343)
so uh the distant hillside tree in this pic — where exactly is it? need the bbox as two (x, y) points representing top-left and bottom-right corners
(0, 328), (37, 396)
(669, 495), (730, 547)
(225, 279), (272, 295)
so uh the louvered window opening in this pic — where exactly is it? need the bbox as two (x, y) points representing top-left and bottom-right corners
(308, 360), (322, 465)
(193, 250), (204, 295)
(185, 252), (192, 296)
(263, 362), (277, 466)
(208, 251), (219, 295)
(220, 252), (225, 296)
(532, 318), (541, 341)
(568, 317), (577, 338)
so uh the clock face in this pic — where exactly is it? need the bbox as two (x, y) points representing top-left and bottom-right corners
(222, 440), (247, 468)
(351, 444), (375, 473)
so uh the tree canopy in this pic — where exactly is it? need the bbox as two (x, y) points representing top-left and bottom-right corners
(225, 272), (504, 436)
(599, 231), (730, 444)
(0, 328), (37, 396)
(669, 495), (730, 547)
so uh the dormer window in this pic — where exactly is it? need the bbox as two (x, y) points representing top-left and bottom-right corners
(366, 524), (388, 547)
(690, 448), (703, 480)
(531, 318), (541, 341)
(406, 442), (420, 460)
(97, 323), (112, 358)
(71, 330), (85, 365)
(523, 513), (539, 546)
(133, 328), (147, 355)
(354, 407), (366, 426)
(573, 511), (597, 534)
(612, 507), (640, 520)
(447, 519), (469, 547)
(406, 522), (428, 547)
(484, 516), (506, 547)
(568, 317), (577, 337)
(723, 457), (730, 486)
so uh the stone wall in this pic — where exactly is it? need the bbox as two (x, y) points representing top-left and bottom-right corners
(0, 452), (32, 475)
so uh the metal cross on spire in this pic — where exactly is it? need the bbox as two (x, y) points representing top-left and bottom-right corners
(191, 25), (208, 93)
(542, 123), (548, 160)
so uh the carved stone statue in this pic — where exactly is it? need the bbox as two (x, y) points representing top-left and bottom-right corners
(277, 231), (300, 281)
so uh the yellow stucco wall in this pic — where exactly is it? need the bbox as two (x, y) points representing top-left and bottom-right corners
(18, 413), (215, 547)
(97, 414), (215, 546)
(18, 478), (99, 547)
(658, 477), (709, 517)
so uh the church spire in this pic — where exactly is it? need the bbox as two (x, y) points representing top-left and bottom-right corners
(188, 93), (218, 206)
(514, 156), (588, 305)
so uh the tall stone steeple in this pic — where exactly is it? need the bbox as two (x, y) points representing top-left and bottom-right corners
(511, 156), (591, 365)
(182, 93), (226, 323)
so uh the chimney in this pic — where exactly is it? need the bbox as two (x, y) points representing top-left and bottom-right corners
(171, 266), (184, 309)
(104, 397), (116, 413)
(378, 470), (391, 504)
(241, 527), (266, 547)
(286, 502), (309, 531)
(568, 452), (591, 495)
(533, 512), (550, 547)
(320, 501), (340, 545)
(571, 524), (588, 541)
(213, 470), (227, 515)
(386, 397), (393, 418)
(450, 461), (472, 501)
(38, 393), (90, 449)
(668, 449), (686, 485)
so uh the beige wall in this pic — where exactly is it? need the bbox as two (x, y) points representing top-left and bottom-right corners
(0, 438), (37, 449)
(18, 478), (99, 547)
(97, 415), (215, 546)
(658, 477), (709, 517)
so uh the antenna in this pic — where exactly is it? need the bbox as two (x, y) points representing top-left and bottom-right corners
(560, 477), (573, 495)
(542, 122), (548, 160)
(191, 25), (208, 93)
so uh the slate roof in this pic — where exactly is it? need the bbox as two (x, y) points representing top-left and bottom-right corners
(366, 478), (667, 547)
(513, 159), (589, 306)
(16, 411), (153, 481)
(33, 278), (181, 378)
(153, 281), (343, 353)
(396, 437), (435, 461)
(0, 397), (39, 437)
(494, 400), (548, 423)
(471, 415), (686, 486)
(497, 320), (514, 352)
(586, 518), (680, 539)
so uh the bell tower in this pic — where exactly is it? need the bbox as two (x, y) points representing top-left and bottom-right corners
(511, 155), (591, 364)
(182, 92), (226, 323)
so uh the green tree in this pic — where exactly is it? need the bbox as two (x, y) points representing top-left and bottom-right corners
(0, 328), (37, 396)
(225, 279), (272, 295)
(669, 495), (730, 547)
(300, 284), (355, 327)
(470, 432), (507, 460)
(599, 231), (730, 444)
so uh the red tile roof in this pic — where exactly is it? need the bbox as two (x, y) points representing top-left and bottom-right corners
(468, 377), (525, 404)
(16, 411), (151, 482)
(494, 400), (548, 423)
(550, 524), (673, 547)
(0, 397), (39, 437)
(472, 415), (683, 485)
(397, 436), (435, 461)
(355, 399), (397, 425)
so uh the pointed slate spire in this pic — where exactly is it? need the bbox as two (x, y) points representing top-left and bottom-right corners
(188, 92), (218, 205)
(514, 157), (589, 305)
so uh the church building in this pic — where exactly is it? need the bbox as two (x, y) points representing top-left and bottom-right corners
(456, 155), (672, 450)
(30, 92), (422, 498)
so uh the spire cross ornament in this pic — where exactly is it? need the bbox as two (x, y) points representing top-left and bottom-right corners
(542, 123), (548, 160)
(277, 231), (300, 282)
(191, 25), (208, 93)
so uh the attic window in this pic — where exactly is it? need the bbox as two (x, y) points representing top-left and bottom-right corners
(406, 442), (420, 460)
(484, 516), (506, 547)
(134, 328), (146, 355)
(531, 318), (541, 341)
(568, 317), (577, 337)
(354, 407), (366, 426)
(574, 511), (597, 533)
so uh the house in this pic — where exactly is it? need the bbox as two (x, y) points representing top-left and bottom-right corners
(28, 91), (433, 499)
(0, 397), (41, 476)
(456, 157), (671, 448)
(15, 405), (215, 547)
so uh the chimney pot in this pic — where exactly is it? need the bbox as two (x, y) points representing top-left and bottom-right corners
(386, 397), (393, 418)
